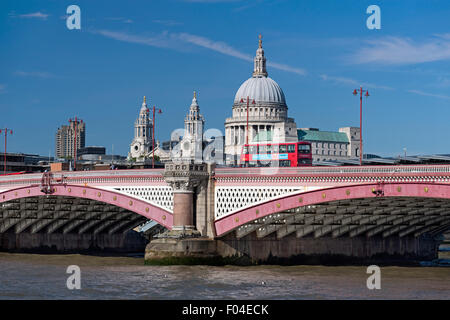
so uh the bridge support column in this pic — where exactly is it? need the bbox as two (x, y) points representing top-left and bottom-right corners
(162, 161), (210, 236)
(172, 191), (195, 231)
(145, 161), (222, 264)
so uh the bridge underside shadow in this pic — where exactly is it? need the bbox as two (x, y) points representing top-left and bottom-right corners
(0, 196), (166, 253)
(213, 183), (450, 264)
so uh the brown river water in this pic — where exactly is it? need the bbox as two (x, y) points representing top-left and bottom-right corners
(0, 252), (449, 299)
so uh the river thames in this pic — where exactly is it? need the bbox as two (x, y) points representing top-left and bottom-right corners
(0, 252), (448, 300)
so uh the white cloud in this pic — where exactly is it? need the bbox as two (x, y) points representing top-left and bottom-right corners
(0, 84), (6, 94)
(177, 32), (253, 61)
(320, 74), (394, 90)
(407, 89), (450, 100)
(182, 0), (242, 3)
(348, 35), (450, 65)
(14, 71), (57, 79)
(94, 29), (307, 76)
(153, 20), (183, 26)
(92, 30), (175, 49)
(12, 12), (49, 20)
(105, 17), (134, 24)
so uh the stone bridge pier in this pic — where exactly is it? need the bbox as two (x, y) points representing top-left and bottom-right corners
(162, 161), (213, 237)
(145, 161), (220, 264)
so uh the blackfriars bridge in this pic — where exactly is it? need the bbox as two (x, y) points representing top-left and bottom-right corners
(1, 163), (450, 263)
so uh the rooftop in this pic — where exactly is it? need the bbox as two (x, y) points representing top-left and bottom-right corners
(297, 129), (349, 143)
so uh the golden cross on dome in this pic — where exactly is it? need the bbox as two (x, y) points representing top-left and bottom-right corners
(143, 96), (146, 104)
(258, 34), (262, 48)
(193, 91), (197, 99)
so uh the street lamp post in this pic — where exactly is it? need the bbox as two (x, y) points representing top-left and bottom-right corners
(149, 105), (162, 168)
(239, 97), (256, 166)
(352, 87), (370, 166)
(0, 128), (13, 175)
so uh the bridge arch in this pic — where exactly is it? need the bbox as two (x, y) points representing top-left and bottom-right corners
(0, 184), (173, 231)
(214, 182), (450, 238)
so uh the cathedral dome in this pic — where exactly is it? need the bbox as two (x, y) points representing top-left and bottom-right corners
(234, 76), (286, 105)
(233, 35), (286, 106)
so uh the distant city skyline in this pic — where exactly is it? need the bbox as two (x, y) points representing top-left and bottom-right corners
(1, 0), (450, 158)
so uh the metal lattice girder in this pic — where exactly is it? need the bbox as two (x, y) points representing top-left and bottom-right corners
(108, 217), (146, 235)
(390, 215), (422, 226)
(32, 209), (84, 234)
(38, 200), (114, 234)
(364, 225), (396, 238)
(322, 214), (352, 225)
(62, 211), (109, 234)
(389, 207), (413, 215)
(17, 210), (55, 233)
(77, 211), (122, 235)
(44, 211), (95, 234)
(398, 225), (424, 238)
(235, 223), (262, 239)
(241, 212), (292, 238)
(313, 225), (335, 238)
(425, 222), (450, 237)
(233, 196), (450, 239)
(0, 218), (20, 233)
(296, 225), (323, 238)
(78, 211), (128, 235)
(347, 215), (393, 237)
(412, 216), (450, 237)
(353, 207), (375, 215)
(335, 206), (359, 214)
(303, 214), (326, 225)
(382, 225), (411, 238)
(93, 212), (136, 235)
(22, 211), (61, 233)
(367, 215), (429, 238)
(332, 225), (359, 238)
(256, 224), (283, 238)
(282, 212), (307, 224)
(41, 201), (121, 234)
(349, 225), (374, 237)
(311, 215), (356, 237)
(5, 196), (84, 233)
(385, 216), (449, 238)
(315, 205), (339, 214)
(365, 216), (401, 237)
(372, 207), (397, 215)
(331, 215), (376, 237)
(116, 216), (149, 234)
(276, 224), (299, 239)
(423, 208), (447, 216)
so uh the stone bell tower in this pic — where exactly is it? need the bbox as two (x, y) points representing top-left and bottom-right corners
(129, 96), (153, 160)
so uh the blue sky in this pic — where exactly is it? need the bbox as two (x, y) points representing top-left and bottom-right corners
(1, 0), (450, 158)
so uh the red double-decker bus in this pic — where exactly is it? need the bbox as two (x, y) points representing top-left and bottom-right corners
(240, 141), (312, 167)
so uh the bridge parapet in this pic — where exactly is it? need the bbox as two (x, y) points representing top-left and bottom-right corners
(215, 164), (450, 182)
(0, 169), (166, 189)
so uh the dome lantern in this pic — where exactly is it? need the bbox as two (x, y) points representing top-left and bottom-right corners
(252, 34), (268, 78)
